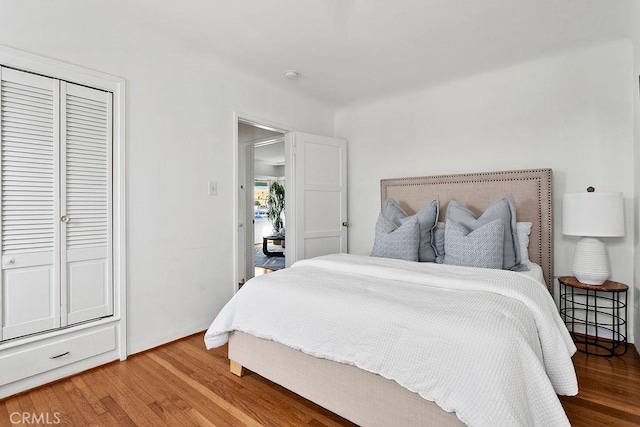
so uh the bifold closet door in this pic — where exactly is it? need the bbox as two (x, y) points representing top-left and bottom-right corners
(0, 67), (61, 340)
(61, 82), (112, 326)
(0, 69), (113, 341)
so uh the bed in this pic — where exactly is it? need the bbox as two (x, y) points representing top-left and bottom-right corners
(205, 169), (577, 426)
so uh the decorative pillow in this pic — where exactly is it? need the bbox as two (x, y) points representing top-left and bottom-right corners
(382, 198), (408, 226)
(444, 218), (504, 269)
(517, 222), (533, 266)
(382, 198), (439, 262)
(436, 221), (531, 263)
(445, 195), (520, 270)
(370, 213), (420, 261)
(433, 222), (445, 263)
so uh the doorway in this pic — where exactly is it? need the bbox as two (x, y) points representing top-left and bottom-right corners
(253, 140), (286, 275)
(234, 114), (348, 293)
(236, 117), (289, 289)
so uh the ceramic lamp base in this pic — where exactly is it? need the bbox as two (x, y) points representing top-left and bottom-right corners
(572, 237), (610, 285)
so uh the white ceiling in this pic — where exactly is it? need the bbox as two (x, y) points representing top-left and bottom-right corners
(238, 123), (285, 165)
(254, 142), (285, 167)
(1, 0), (636, 107)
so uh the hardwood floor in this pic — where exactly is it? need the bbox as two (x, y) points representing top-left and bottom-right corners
(254, 267), (276, 277)
(0, 334), (354, 427)
(1, 333), (639, 426)
(560, 346), (640, 426)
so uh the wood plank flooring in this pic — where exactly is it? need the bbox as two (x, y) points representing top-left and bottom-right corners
(560, 345), (640, 426)
(1, 333), (639, 426)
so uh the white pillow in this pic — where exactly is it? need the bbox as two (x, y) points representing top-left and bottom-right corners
(517, 222), (532, 266)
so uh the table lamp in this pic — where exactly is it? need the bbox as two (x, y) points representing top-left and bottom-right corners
(562, 187), (624, 285)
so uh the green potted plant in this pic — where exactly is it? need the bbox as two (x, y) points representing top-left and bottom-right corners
(267, 181), (285, 239)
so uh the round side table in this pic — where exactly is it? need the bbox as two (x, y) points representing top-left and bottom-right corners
(558, 276), (628, 357)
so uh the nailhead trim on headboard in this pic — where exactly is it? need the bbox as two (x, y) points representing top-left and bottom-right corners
(380, 169), (554, 293)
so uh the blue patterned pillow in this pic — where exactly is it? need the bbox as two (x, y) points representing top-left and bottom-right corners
(446, 196), (520, 270)
(443, 218), (504, 269)
(371, 213), (420, 261)
(382, 198), (439, 262)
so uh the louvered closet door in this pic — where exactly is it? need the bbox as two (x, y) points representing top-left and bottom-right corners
(61, 82), (112, 326)
(0, 67), (61, 340)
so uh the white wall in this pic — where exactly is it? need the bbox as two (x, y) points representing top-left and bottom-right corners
(255, 162), (285, 178)
(0, 45), (334, 354)
(120, 55), (333, 354)
(336, 40), (636, 342)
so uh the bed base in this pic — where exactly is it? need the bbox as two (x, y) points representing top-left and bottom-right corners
(229, 331), (464, 427)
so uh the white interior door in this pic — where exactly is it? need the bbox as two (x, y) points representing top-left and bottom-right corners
(0, 67), (61, 340)
(60, 82), (113, 326)
(288, 132), (347, 265)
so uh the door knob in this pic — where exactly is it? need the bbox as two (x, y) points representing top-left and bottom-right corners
(342, 221), (349, 227)
(61, 215), (69, 223)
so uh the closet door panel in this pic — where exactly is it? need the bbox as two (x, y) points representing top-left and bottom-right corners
(2, 265), (56, 339)
(61, 82), (112, 326)
(0, 68), (60, 340)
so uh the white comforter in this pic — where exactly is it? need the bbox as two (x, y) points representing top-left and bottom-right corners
(205, 254), (577, 427)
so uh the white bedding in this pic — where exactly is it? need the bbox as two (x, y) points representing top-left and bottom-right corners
(519, 261), (545, 283)
(205, 254), (577, 427)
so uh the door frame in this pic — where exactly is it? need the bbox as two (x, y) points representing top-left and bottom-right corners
(233, 112), (293, 293)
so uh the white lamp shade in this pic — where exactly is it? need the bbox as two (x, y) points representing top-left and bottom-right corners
(562, 192), (624, 237)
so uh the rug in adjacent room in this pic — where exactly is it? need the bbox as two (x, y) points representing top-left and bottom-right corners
(254, 245), (285, 271)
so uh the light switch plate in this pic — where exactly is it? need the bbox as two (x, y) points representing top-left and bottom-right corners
(208, 181), (218, 196)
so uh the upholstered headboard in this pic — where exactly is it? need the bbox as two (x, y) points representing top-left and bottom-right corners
(380, 169), (553, 292)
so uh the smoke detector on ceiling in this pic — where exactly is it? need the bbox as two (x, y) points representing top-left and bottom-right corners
(284, 70), (299, 80)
